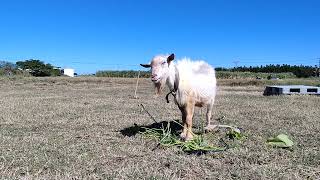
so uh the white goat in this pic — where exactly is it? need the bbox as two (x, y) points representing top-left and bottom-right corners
(141, 54), (217, 141)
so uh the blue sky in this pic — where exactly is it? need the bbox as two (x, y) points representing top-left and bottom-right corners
(0, 0), (319, 74)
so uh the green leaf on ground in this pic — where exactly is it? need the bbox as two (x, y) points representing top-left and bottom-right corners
(227, 129), (244, 140)
(267, 134), (293, 148)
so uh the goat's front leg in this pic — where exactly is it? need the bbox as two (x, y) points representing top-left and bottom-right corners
(178, 106), (187, 140)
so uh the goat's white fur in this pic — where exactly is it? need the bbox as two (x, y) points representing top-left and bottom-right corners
(169, 58), (216, 106)
(141, 54), (217, 141)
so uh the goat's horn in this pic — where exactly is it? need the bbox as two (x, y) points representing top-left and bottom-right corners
(140, 64), (151, 68)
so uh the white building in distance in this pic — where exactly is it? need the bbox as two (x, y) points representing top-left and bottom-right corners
(62, 68), (75, 77)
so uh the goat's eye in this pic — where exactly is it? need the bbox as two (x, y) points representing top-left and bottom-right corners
(161, 62), (166, 65)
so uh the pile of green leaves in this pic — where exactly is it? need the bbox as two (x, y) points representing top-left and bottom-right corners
(141, 122), (226, 153)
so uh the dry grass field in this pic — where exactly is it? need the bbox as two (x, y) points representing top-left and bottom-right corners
(0, 77), (319, 179)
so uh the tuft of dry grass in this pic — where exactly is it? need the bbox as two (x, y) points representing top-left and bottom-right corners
(0, 76), (319, 179)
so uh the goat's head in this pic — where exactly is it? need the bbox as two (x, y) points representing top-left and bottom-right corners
(140, 53), (175, 94)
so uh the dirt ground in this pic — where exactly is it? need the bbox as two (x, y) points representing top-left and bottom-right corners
(0, 77), (319, 179)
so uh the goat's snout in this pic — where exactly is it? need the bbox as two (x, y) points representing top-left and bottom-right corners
(151, 74), (158, 81)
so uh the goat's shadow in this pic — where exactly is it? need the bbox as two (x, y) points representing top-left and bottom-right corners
(120, 120), (182, 137)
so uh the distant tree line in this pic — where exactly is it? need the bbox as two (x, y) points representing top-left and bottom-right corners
(2, 59), (319, 78)
(0, 59), (61, 77)
(96, 70), (151, 78)
(216, 64), (319, 78)
(96, 64), (319, 79)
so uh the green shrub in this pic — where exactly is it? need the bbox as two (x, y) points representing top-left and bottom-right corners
(16, 59), (61, 77)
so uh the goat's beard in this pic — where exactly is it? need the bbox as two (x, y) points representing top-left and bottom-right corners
(153, 78), (166, 96)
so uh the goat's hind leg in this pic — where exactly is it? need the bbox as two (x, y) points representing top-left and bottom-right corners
(185, 103), (195, 141)
(204, 101), (217, 132)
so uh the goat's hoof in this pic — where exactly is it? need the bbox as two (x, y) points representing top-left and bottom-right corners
(180, 133), (187, 140)
(153, 93), (161, 98)
(185, 135), (194, 141)
(204, 125), (218, 132)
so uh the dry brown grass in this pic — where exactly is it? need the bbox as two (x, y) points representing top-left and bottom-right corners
(0, 76), (319, 179)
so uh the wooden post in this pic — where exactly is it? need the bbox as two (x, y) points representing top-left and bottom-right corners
(134, 70), (140, 98)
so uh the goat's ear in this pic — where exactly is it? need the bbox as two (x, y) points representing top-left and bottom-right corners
(167, 53), (175, 64)
(140, 63), (151, 68)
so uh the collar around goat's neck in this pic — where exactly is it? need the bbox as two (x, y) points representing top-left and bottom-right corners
(166, 65), (179, 103)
